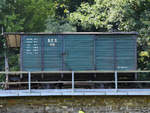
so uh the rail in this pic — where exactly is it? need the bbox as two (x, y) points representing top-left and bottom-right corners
(0, 70), (150, 74)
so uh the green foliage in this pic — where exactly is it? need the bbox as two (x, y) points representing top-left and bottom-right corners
(8, 53), (20, 71)
(54, 0), (94, 18)
(45, 17), (76, 32)
(0, 0), (5, 9)
(44, 0), (92, 32)
(0, 0), (55, 32)
(2, 14), (24, 32)
(18, 0), (55, 32)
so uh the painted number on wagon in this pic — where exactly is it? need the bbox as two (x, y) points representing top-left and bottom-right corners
(48, 38), (57, 47)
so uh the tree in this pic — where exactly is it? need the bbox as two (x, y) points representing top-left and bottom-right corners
(45, 17), (76, 32)
(45, 0), (94, 32)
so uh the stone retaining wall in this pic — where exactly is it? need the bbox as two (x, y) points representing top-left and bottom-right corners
(0, 96), (150, 113)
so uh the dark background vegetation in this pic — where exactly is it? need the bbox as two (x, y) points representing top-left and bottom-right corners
(0, 0), (150, 71)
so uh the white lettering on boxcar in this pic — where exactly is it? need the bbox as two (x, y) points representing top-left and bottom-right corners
(48, 38), (57, 47)
(117, 66), (128, 69)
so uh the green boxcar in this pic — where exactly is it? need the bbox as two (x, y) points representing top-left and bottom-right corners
(20, 32), (137, 71)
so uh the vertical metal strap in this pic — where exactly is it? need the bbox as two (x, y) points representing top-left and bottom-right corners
(20, 36), (23, 72)
(93, 35), (96, 70)
(28, 72), (31, 93)
(62, 35), (64, 71)
(134, 36), (137, 70)
(41, 37), (44, 71)
(134, 36), (137, 80)
(114, 38), (117, 70)
(72, 71), (74, 93)
(115, 71), (118, 91)
(94, 36), (96, 78)
(20, 36), (23, 78)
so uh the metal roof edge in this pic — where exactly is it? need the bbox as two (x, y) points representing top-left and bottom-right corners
(4, 32), (138, 35)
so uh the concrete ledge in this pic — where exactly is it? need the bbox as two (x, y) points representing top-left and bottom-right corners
(0, 93), (18, 97)
(106, 91), (128, 95)
(19, 92), (41, 96)
(41, 92), (63, 96)
(0, 89), (150, 97)
(127, 91), (150, 95)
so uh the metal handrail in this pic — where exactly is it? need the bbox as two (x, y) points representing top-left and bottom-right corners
(1, 81), (150, 85)
(0, 70), (150, 74)
(0, 71), (150, 92)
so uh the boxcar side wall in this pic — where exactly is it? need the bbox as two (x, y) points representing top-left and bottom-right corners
(20, 34), (137, 71)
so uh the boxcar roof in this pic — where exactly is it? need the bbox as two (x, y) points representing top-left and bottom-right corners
(4, 32), (138, 35)
(4, 32), (138, 47)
